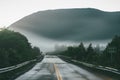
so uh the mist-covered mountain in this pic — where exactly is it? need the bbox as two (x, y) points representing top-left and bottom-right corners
(9, 8), (120, 45)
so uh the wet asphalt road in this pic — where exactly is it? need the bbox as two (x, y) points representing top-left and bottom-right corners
(15, 55), (103, 80)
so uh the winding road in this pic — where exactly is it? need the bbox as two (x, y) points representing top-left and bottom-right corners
(15, 55), (103, 80)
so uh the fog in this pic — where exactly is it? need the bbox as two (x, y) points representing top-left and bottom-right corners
(10, 27), (108, 52)
(9, 8), (120, 52)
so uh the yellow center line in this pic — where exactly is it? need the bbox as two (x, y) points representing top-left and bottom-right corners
(54, 64), (63, 80)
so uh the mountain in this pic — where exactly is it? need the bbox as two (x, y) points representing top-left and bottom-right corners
(9, 8), (120, 42)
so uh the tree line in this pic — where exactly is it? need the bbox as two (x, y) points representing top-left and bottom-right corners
(58, 35), (120, 69)
(0, 29), (42, 68)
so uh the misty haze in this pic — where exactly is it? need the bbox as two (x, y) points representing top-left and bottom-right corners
(0, 0), (120, 80)
(9, 8), (120, 52)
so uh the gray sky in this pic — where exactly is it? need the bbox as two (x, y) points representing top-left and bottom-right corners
(0, 0), (120, 28)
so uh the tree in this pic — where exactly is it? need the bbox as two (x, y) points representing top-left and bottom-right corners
(32, 47), (42, 56)
(86, 43), (96, 63)
(103, 35), (120, 68)
(77, 42), (86, 61)
(67, 46), (75, 57)
(0, 29), (41, 68)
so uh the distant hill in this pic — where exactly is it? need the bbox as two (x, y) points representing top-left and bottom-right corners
(9, 8), (120, 42)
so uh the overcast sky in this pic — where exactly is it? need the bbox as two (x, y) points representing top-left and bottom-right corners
(0, 0), (120, 28)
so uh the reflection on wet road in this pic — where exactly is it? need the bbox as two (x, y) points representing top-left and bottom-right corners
(15, 55), (103, 80)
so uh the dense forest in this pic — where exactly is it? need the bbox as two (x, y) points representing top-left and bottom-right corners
(0, 29), (42, 68)
(0, 28), (120, 70)
(58, 35), (120, 69)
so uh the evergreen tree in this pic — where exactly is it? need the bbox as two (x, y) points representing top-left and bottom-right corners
(104, 35), (120, 68)
(86, 43), (96, 63)
(77, 42), (86, 61)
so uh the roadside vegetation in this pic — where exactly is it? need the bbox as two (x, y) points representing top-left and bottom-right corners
(0, 29), (42, 68)
(57, 35), (120, 69)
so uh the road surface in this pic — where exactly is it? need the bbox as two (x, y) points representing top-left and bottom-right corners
(15, 55), (103, 80)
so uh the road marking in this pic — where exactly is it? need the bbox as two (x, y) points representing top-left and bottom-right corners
(54, 64), (63, 80)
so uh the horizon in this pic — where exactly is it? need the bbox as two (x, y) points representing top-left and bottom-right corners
(9, 8), (118, 52)
(1, 0), (120, 52)
(0, 1), (120, 79)
(0, 0), (120, 27)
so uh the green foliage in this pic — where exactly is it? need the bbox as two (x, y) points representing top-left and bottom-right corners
(58, 35), (120, 69)
(86, 43), (97, 63)
(103, 35), (120, 69)
(0, 29), (41, 68)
